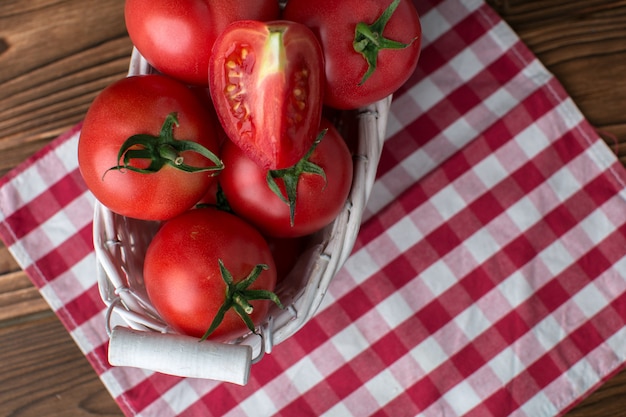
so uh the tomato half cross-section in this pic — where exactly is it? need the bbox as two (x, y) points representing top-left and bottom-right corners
(143, 208), (281, 342)
(209, 20), (325, 170)
(283, 0), (422, 109)
(77, 74), (223, 221)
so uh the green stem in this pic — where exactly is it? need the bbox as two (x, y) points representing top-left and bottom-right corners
(199, 260), (283, 341)
(266, 130), (327, 226)
(353, 0), (419, 85)
(104, 112), (224, 178)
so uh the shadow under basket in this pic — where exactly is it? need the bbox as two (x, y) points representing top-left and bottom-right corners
(94, 48), (392, 385)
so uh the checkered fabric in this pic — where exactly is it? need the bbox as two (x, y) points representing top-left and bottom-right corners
(2, 0), (626, 416)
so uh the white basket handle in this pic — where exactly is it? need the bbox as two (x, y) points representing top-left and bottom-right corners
(108, 327), (253, 385)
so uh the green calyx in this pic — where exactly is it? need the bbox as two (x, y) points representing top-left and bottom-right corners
(353, 0), (419, 85)
(200, 259), (283, 341)
(266, 130), (328, 226)
(104, 112), (224, 178)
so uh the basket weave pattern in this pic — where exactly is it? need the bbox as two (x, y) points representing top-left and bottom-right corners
(94, 48), (392, 382)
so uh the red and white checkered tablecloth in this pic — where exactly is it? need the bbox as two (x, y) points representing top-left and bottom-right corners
(2, 0), (626, 415)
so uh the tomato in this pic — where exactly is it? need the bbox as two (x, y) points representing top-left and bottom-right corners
(283, 0), (422, 109)
(209, 20), (325, 170)
(125, 0), (280, 86)
(78, 74), (222, 221)
(143, 208), (280, 341)
(219, 118), (353, 238)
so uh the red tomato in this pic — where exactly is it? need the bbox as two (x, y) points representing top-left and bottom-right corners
(78, 74), (222, 221)
(143, 208), (280, 341)
(219, 118), (353, 238)
(209, 20), (325, 170)
(125, 0), (280, 86)
(283, 0), (422, 109)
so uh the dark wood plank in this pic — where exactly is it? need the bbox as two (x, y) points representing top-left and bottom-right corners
(0, 0), (133, 177)
(0, 269), (49, 323)
(0, 314), (123, 417)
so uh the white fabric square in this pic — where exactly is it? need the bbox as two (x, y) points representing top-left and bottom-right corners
(430, 184), (467, 221)
(399, 148), (438, 184)
(483, 86), (517, 118)
(443, 380), (482, 415)
(533, 315), (565, 352)
(387, 216), (423, 253)
(515, 123), (551, 160)
(343, 247), (380, 285)
(498, 270), (534, 308)
(473, 153), (509, 189)
(572, 284), (608, 318)
(411, 337), (449, 374)
(464, 228), (500, 264)
(365, 369), (404, 407)
(376, 292), (414, 329)
(538, 240), (575, 277)
(443, 117), (480, 150)
(331, 324), (369, 362)
(579, 209), (614, 246)
(286, 356), (326, 395)
(162, 380), (200, 415)
(54, 131), (81, 173)
(506, 196), (543, 232)
(420, 8), (451, 44)
(409, 76), (446, 115)
(422, 259), (458, 297)
(236, 389), (278, 417)
(455, 305), (491, 340)
(546, 166), (580, 203)
(449, 47), (483, 82)
(38, 210), (77, 249)
(489, 347), (525, 383)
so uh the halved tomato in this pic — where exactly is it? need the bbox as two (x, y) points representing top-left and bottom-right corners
(209, 20), (325, 170)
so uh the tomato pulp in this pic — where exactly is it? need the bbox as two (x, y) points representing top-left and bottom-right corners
(209, 20), (325, 170)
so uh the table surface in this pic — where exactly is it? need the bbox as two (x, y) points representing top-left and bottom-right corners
(1, 0), (625, 416)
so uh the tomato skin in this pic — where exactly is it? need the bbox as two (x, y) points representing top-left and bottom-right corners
(143, 208), (277, 341)
(209, 20), (325, 170)
(219, 118), (353, 238)
(78, 74), (220, 221)
(283, 0), (421, 109)
(125, 0), (280, 86)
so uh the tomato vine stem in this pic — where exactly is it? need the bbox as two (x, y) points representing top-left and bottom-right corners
(266, 129), (328, 226)
(199, 259), (283, 341)
(353, 0), (419, 85)
(104, 112), (224, 179)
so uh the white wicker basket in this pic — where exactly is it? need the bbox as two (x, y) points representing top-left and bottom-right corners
(95, 48), (391, 385)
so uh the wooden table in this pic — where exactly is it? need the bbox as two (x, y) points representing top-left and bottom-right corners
(1, 0), (625, 415)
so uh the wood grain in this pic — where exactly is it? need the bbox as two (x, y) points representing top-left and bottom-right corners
(0, 315), (123, 417)
(0, 0), (133, 178)
(1, 0), (625, 415)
